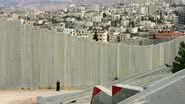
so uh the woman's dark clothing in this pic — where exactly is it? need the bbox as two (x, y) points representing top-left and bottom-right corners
(56, 81), (60, 91)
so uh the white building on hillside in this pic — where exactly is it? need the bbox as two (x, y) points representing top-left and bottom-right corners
(97, 31), (108, 42)
(63, 28), (75, 36)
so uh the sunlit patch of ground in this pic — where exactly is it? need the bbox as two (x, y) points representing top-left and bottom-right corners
(0, 89), (80, 104)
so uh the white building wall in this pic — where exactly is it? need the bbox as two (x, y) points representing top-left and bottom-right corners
(98, 32), (108, 42)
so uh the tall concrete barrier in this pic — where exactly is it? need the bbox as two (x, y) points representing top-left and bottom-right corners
(91, 86), (112, 104)
(112, 84), (143, 104)
(0, 17), (185, 89)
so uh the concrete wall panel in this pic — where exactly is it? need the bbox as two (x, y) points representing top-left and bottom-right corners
(0, 19), (185, 89)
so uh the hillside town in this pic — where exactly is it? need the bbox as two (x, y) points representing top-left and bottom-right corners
(1, 0), (185, 104)
(1, 1), (185, 45)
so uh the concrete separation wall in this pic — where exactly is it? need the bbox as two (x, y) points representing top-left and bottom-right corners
(0, 17), (184, 89)
(119, 69), (185, 104)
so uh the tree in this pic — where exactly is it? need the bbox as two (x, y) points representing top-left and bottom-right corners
(171, 41), (185, 73)
(102, 12), (107, 18)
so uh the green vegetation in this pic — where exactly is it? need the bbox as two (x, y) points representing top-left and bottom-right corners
(171, 41), (185, 73)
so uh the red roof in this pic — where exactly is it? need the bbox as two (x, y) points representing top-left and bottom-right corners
(154, 31), (184, 39)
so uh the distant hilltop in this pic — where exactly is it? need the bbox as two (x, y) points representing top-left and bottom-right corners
(0, 0), (184, 7)
(16, 0), (64, 4)
(0, 0), (125, 6)
(0, 0), (16, 6)
(0, 0), (66, 7)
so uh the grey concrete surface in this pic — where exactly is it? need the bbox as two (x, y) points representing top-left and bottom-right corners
(91, 86), (112, 104)
(112, 84), (143, 104)
(37, 66), (171, 104)
(119, 69), (185, 104)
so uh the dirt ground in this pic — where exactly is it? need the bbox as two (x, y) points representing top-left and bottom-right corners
(0, 89), (80, 104)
